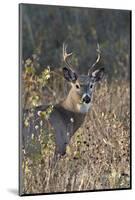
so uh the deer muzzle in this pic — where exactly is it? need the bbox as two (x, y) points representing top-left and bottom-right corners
(82, 94), (91, 104)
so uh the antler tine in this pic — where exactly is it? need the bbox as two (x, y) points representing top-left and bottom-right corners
(63, 43), (73, 68)
(92, 43), (101, 68)
(88, 43), (101, 75)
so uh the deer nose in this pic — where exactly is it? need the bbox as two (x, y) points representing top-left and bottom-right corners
(82, 95), (91, 104)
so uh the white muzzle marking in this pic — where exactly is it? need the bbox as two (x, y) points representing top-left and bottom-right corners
(77, 103), (91, 113)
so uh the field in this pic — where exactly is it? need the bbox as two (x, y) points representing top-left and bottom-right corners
(21, 73), (130, 194)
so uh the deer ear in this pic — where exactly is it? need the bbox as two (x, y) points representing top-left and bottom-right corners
(63, 67), (78, 82)
(91, 68), (104, 82)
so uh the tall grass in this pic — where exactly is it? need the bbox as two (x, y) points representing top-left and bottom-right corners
(21, 78), (130, 194)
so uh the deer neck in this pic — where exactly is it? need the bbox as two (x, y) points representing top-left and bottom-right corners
(52, 89), (86, 133)
(61, 89), (81, 113)
(54, 104), (86, 135)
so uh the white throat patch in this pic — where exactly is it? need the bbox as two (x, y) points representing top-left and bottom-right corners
(77, 103), (91, 113)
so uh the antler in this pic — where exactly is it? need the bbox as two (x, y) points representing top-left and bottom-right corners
(88, 43), (101, 75)
(63, 43), (73, 68)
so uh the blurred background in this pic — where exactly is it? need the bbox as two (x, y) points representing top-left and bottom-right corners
(21, 4), (131, 81)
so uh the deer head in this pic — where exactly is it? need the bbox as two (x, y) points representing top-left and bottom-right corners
(62, 43), (104, 113)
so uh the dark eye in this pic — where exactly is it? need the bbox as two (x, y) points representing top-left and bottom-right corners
(76, 84), (80, 89)
(90, 84), (93, 88)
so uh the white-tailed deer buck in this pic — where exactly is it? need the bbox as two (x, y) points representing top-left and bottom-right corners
(22, 43), (104, 157)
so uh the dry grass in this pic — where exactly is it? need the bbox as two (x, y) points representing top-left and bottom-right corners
(21, 79), (130, 194)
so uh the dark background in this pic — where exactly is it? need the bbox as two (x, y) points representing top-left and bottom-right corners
(21, 4), (131, 81)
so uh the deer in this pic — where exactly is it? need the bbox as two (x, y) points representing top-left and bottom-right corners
(22, 43), (104, 158)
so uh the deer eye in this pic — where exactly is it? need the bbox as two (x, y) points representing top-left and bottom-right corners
(75, 84), (80, 89)
(90, 84), (93, 88)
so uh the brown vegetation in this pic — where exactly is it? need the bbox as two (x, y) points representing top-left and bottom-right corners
(22, 78), (130, 194)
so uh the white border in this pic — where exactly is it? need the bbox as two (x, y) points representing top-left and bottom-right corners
(0, 0), (134, 199)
